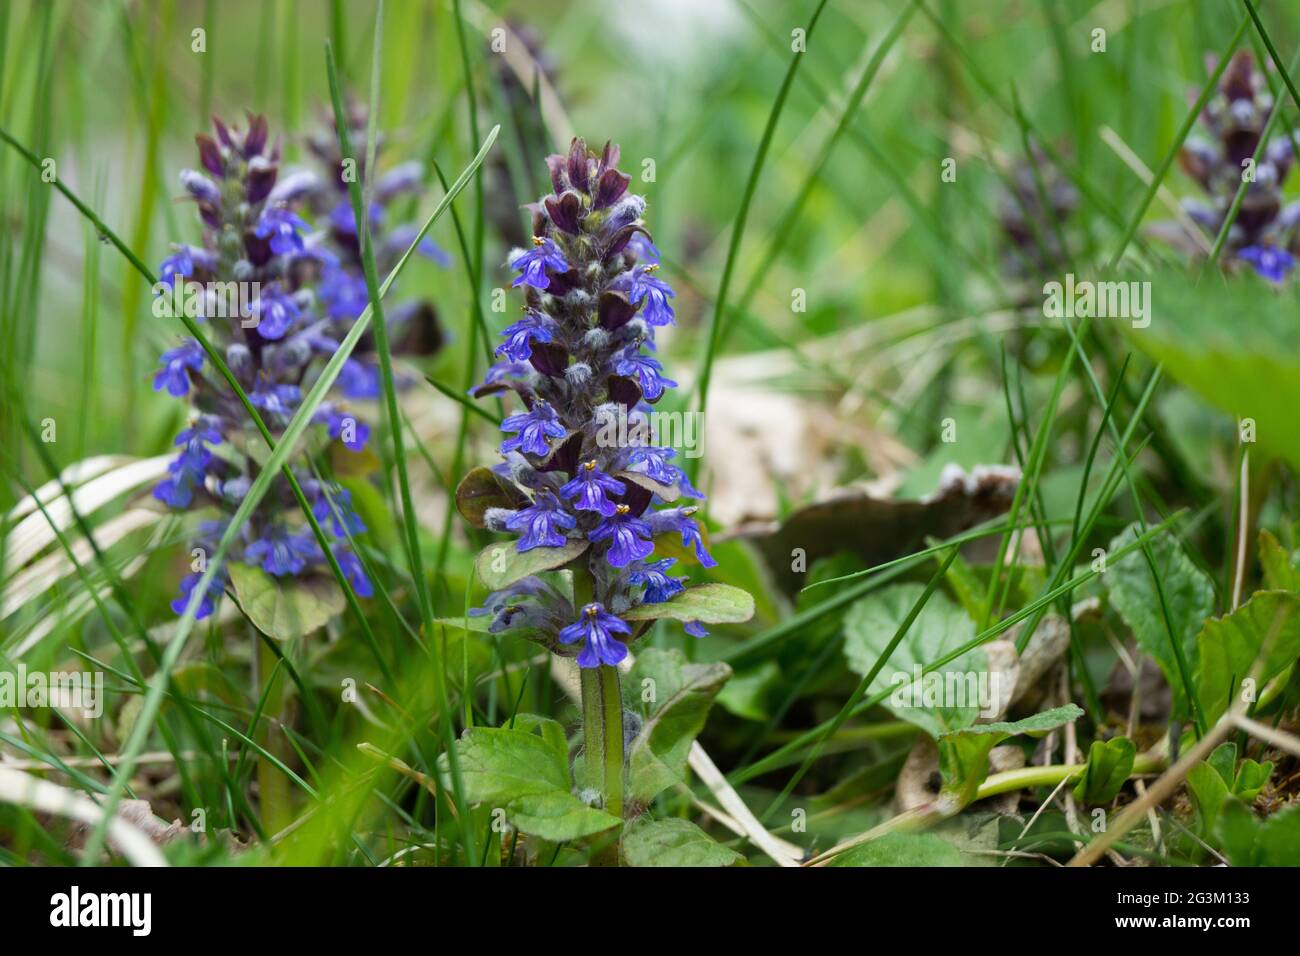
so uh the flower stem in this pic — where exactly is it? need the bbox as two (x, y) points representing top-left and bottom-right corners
(599, 665), (625, 820)
(256, 637), (292, 837)
(975, 751), (1167, 801)
(579, 662), (625, 865)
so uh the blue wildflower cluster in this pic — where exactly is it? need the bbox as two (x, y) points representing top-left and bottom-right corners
(151, 114), (374, 618)
(465, 137), (713, 669)
(1177, 52), (1299, 282)
(304, 99), (450, 400)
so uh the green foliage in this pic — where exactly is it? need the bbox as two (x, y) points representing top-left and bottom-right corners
(622, 818), (744, 867)
(1195, 590), (1300, 723)
(716, 660), (782, 722)
(624, 649), (731, 803)
(1187, 742), (1273, 841)
(474, 538), (589, 591)
(11, 0), (1300, 872)
(1258, 530), (1300, 592)
(1126, 269), (1300, 475)
(1105, 524), (1214, 721)
(938, 705), (1084, 807)
(622, 583), (755, 625)
(1216, 802), (1300, 866)
(439, 717), (622, 843)
(229, 563), (346, 641)
(1073, 736), (1136, 805)
(843, 583), (985, 738)
(828, 832), (970, 867)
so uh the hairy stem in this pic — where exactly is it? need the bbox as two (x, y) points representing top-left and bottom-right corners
(579, 655), (625, 866)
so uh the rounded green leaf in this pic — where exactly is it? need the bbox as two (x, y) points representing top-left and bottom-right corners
(622, 818), (744, 867)
(1073, 736), (1136, 805)
(475, 538), (589, 591)
(229, 563), (346, 641)
(455, 466), (524, 529)
(622, 583), (755, 624)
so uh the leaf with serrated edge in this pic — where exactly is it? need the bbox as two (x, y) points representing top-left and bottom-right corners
(843, 583), (985, 738)
(1105, 523), (1214, 721)
(440, 723), (620, 842)
(623, 583), (754, 624)
(623, 818), (743, 867)
(625, 648), (731, 803)
(229, 563), (346, 641)
(475, 538), (588, 591)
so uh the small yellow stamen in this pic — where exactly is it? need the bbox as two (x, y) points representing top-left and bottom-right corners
(531, 235), (545, 246)
(616, 504), (630, 515)
(583, 460), (597, 471)
(645, 263), (659, 273)
(585, 604), (599, 618)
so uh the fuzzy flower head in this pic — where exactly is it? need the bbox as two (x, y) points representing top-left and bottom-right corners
(305, 99), (447, 363)
(1167, 53), (1300, 265)
(151, 114), (380, 619)
(462, 137), (720, 667)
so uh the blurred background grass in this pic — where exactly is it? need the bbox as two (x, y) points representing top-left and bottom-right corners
(5, 0), (1283, 477)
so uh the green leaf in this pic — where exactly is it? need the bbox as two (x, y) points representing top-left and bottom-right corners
(828, 832), (968, 867)
(1189, 741), (1272, 844)
(929, 538), (987, 622)
(622, 582), (755, 625)
(1258, 530), (1300, 592)
(455, 466), (524, 529)
(1105, 524), (1214, 721)
(474, 538), (588, 591)
(229, 563), (346, 641)
(1073, 736), (1136, 805)
(625, 648), (731, 803)
(622, 818), (744, 867)
(1233, 758), (1273, 802)
(1216, 801), (1300, 866)
(432, 615), (548, 648)
(938, 705), (1084, 807)
(1207, 741), (1238, 786)
(717, 660), (781, 721)
(440, 722), (621, 842)
(843, 583), (986, 738)
(1195, 590), (1300, 724)
(434, 615), (491, 633)
(1124, 268), (1300, 476)
(1187, 761), (1231, 840)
